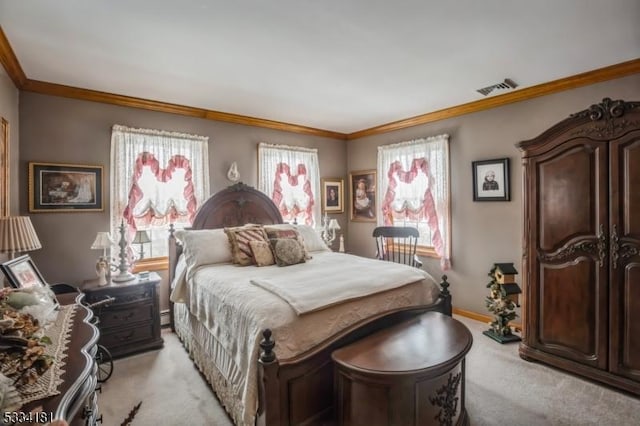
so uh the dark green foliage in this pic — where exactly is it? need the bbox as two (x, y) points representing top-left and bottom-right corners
(485, 266), (517, 336)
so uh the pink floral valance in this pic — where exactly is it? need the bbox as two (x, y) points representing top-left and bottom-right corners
(122, 152), (198, 234)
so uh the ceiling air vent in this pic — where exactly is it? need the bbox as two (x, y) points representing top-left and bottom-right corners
(476, 78), (518, 96)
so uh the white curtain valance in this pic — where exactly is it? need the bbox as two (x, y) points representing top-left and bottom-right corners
(110, 125), (210, 241)
(258, 142), (320, 226)
(378, 134), (451, 270)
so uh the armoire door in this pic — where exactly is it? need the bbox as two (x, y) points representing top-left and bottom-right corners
(609, 132), (640, 381)
(527, 138), (608, 369)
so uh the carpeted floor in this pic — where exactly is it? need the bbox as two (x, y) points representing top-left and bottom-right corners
(98, 317), (640, 425)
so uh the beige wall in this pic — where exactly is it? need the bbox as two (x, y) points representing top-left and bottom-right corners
(0, 67), (19, 217)
(347, 73), (640, 314)
(18, 92), (347, 310)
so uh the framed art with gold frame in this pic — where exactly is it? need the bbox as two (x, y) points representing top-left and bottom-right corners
(349, 170), (377, 222)
(321, 178), (344, 214)
(29, 162), (104, 212)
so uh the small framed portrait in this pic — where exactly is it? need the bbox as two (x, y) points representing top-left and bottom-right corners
(472, 158), (510, 201)
(321, 178), (344, 213)
(1, 254), (47, 289)
(349, 170), (377, 222)
(29, 162), (104, 212)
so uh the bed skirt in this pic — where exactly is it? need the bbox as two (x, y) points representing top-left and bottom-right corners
(174, 302), (251, 426)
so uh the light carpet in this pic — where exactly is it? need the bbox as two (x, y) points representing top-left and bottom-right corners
(98, 317), (640, 425)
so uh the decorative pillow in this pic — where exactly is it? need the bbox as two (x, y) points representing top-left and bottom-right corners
(270, 238), (306, 267)
(174, 229), (232, 269)
(264, 225), (312, 259)
(225, 225), (270, 266)
(249, 240), (275, 267)
(295, 224), (330, 252)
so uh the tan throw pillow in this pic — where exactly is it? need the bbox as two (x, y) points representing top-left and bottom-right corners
(224, 225), (269, 266)
(264, 226), (311, 259)
(249, 240), (275, 267)
(270, 238), (306, 267)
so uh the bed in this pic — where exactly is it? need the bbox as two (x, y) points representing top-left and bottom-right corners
(168, 183), (452, 426)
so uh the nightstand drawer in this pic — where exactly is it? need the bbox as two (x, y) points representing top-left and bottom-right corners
(100, 323), (156, 349)
(86, 284), (154, 306)
(98, 303), (154, 329)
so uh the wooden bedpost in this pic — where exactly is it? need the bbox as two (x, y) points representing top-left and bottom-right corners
(440, 275), (452, 316)
(257, 329), (281, 426)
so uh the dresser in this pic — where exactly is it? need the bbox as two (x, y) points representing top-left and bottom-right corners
(517, 98), (640, 394)
(83, 273), (164, 358)
(18, 292), (100, 425)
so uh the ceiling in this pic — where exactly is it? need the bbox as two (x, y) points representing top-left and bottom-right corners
(1, 0), (639, 134)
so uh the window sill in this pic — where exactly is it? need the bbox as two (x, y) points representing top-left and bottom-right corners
(132, 257), (168, 273)
(416, 246), (440, 258)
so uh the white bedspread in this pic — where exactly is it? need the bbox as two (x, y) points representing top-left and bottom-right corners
(171, 251), (440, 426)
(250, 254), (428, 314)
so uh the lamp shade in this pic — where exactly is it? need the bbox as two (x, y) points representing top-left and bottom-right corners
(91, 232), (114, 250)
(328, 219), (340, 230)
(132, 230), (151, 244)
(0, 216), (42, 254)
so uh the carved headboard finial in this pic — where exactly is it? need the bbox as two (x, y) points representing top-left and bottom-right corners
(229, 182), (252, 192)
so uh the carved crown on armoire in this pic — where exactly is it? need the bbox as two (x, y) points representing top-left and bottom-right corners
(517, 98), (640, 395)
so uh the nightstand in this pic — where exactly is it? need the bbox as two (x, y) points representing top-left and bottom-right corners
(82, 272), (164, 358)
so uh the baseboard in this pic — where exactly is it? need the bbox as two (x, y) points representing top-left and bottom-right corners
(453, 307), (522, 332)
(160, 309), (171, 327)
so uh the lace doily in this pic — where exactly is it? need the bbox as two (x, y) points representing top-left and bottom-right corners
(17, 304), (77, 406)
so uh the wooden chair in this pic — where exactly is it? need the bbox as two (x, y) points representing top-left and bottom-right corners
(373, 226), (422, 268)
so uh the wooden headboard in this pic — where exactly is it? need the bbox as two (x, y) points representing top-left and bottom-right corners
(191, 182), (284, 229)
(168, 182), (283, 328)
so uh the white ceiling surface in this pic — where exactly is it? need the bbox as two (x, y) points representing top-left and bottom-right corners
(1, 1), (639, 134)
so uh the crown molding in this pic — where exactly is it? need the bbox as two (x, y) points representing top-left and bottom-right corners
(0, 26), (27, 88)
(346, 58), (640, 139)
(21, 79), (347, 139)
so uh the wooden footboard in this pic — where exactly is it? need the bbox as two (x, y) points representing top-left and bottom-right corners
(256, 276), (452, 426)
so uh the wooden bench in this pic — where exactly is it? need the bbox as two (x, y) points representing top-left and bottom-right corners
(331, 312), (472, 426)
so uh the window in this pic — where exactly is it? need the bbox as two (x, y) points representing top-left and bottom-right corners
(258, 143), (320, 226)
(110, 125), (209, 259)
(377, 134), (451, 269)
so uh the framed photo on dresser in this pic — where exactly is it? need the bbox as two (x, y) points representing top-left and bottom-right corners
(1, 254), (47, 289)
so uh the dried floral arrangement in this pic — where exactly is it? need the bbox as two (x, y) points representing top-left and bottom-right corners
(0, 288), (53, 390)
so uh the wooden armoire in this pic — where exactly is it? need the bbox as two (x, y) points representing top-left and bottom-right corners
(517, 98), (640, 395)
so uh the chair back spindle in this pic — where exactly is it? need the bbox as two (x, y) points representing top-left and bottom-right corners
(372, 226), (422, 268)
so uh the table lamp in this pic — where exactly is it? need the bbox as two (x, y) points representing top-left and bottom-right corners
(0, 216), (42, 258)
(132, 230), (151, 259)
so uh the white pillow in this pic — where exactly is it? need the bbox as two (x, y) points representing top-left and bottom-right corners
(296, 225), (330, 253)
(174, 228), (232, 269)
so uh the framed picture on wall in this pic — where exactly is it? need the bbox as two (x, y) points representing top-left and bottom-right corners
(1, 117), (8, 217)
(349, 170), (377, 222)
(472, 158), (510, 201)
(321, 178), (344, 214)
(0, 255), (47, 289)
(29, 162), (104, 212)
